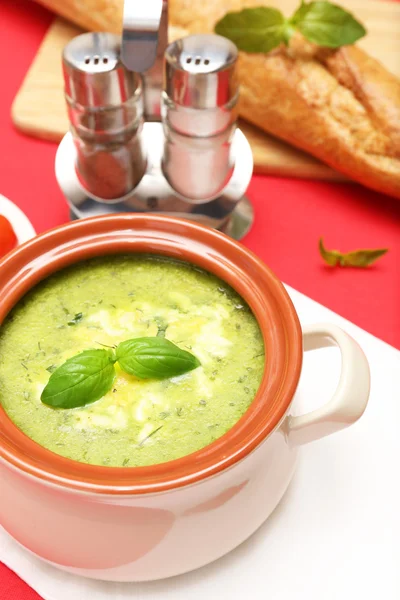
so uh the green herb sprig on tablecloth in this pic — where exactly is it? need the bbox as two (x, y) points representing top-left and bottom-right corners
(319, 238), (388, 267)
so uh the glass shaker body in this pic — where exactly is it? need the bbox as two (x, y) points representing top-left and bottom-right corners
(63, 33), (147, 201)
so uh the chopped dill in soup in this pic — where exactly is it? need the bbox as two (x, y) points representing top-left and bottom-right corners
(0, 255), (264, 467)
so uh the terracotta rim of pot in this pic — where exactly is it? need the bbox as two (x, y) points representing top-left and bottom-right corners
(0, 214), (302, 495)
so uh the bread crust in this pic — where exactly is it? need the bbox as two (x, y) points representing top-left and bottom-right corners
(36, 0), (123, 33)
(237, 42), (400, 198)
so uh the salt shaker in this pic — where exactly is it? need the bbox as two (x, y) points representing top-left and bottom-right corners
(63, 32), (147, 200)
(161, 34), (239, 201)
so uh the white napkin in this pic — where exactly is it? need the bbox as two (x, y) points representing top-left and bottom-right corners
(1, 286), (399, 600)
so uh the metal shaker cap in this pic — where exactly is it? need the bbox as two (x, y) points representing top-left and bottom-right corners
(164, 34), (238, 109)
(63, 32), (141, 108)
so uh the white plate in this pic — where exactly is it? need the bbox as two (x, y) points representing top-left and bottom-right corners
(0, 194), (36, 245)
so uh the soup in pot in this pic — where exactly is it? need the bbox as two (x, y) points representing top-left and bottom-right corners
(0, 255), (264, 467)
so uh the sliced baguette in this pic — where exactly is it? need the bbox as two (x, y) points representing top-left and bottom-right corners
(237, 42), (400, 198)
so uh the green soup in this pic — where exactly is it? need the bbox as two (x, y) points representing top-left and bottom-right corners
(0, 256), (264, 467)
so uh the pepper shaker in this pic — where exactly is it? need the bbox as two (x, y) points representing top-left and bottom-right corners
(63, 32), (147, 200)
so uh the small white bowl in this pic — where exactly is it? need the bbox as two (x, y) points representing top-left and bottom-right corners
(0, 194), (36, 245)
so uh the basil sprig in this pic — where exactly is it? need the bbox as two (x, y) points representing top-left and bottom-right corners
(41, 338), (200, 409)
(215, 1), (366, 53)
(319, 238), (388, 267)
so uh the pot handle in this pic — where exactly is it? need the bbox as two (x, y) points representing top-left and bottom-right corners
(288, 323), (370, 446)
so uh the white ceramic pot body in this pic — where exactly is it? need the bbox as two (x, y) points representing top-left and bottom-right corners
(1, 423), (293, 581)
(0, 216), (370, 581)
(1, 323), (369, 582)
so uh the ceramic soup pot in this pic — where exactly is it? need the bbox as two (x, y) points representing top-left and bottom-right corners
(0, 215), (370, 582)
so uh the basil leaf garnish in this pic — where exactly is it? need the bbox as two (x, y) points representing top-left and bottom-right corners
(41, 349), (116, 409)
(319, 238), (388, 267)
(40, 336), (201, 410)
(291, 1), (366, 48)
(215, 7), (289, 54)
(116, 337), (201, 380)
(214, 2), (366, 53)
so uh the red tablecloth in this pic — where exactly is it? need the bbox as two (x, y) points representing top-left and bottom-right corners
(0, 1), (399, 598)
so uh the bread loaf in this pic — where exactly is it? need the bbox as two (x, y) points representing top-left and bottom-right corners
(35, 0), (400, 198)
(236, 42), (400, 199)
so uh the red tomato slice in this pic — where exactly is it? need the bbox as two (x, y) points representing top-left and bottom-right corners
(0, 214), (17, 258)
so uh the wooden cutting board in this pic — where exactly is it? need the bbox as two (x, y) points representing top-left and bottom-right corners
(11, 0), (400, 180)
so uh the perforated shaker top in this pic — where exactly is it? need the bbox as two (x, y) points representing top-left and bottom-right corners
(164, 34), (239, 109)
(63, 33), (141, 108)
